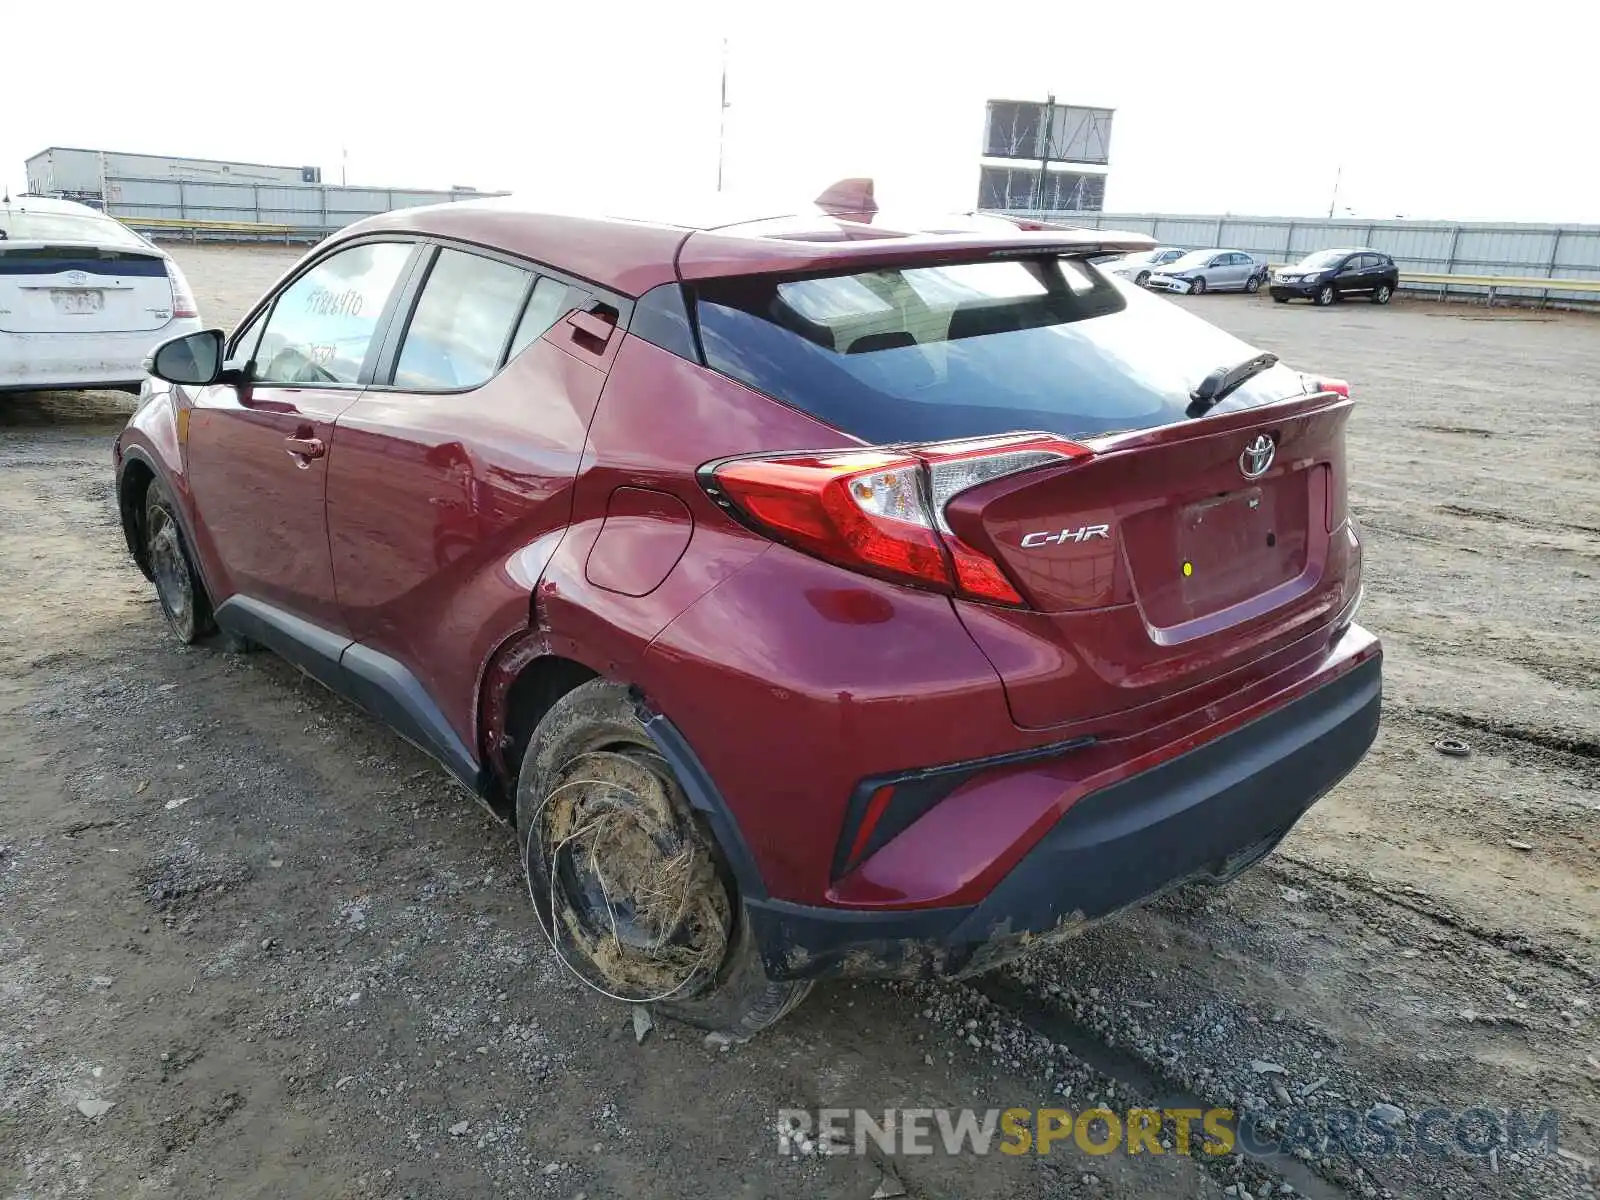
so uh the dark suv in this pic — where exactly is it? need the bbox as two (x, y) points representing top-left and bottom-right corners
(115, 195), (1380, 1037)
(1272, 248), (1399, 306)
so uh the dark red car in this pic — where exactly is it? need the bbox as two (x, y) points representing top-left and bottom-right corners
(115, 191), (1380, 1037)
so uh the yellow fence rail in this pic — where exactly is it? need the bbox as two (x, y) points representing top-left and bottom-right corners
(1400, 271), (1600, 302)
(116, 215), (312, 241)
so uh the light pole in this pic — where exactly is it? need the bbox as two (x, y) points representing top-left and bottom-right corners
(716, 39), (730, 192)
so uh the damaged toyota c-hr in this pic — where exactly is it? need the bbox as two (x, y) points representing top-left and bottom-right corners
(114, 191), (1379, 1037)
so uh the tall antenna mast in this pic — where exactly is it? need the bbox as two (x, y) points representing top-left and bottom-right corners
(716, 39), (730, 192)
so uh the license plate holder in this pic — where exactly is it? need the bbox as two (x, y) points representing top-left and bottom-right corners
(1177, 485), (1283, 606)
(51, 289), (105, 314)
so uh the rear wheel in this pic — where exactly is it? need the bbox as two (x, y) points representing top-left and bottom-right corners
(144, 481), (214, 645)
(1315, 284), (1336, 306)
(1372, 283), (1393, 305)
(1189, 277), (1208, 296)
(516, 680), (811, 1039)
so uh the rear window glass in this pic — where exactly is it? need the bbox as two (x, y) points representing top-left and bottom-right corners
(394, 249), (531, 390)
(695, 258), (1305, 443)
(0, 209), (148, 248)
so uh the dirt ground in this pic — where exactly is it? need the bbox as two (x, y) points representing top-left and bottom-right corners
(1, 243), (1595, 1200)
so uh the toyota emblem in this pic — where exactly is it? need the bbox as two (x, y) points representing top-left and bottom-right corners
(1239, 434), (1275, 479)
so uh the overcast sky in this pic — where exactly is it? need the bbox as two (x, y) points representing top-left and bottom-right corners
(6, 0), (1598, 223)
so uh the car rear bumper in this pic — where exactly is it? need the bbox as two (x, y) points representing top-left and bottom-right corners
(745, 628), (1382, 981)
(0, 321), (199, 392)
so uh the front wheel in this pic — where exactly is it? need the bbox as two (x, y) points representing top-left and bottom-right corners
(1135, 270), (1151, 286)
(1189, 277), (1208, 296)
(1372, 283), (1393, 305)
(144, 480), (214, 645)
(1315, 284), (1336, 306)
(1244, 274), (1262, 294)
(516, 680), (812, 1039)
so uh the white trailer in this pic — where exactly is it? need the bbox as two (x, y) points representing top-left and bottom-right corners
(25, 147), (319, 202)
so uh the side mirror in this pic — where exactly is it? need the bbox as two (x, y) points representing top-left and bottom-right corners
(147, 329), (226, 386)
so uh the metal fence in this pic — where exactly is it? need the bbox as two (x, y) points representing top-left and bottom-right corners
(103, 175), (504, 240)
(995, 209), (1600, 306)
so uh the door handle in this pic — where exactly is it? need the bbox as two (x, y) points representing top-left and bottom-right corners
(285, 435), (325, 460)
(569, 309), (616, 347)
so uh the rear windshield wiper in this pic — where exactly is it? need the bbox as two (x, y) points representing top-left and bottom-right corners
(1186, 352), (1278, 417)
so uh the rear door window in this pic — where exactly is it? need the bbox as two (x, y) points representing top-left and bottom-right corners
(694, 257), (1307, 444)
(253, 242), (413, 386)
(393, 249), (532, 390)
(506, 275), (584, 361)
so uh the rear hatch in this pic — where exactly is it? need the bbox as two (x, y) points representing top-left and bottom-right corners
(941, 391), (1355, 729)
(0, 243), (175, 334)
(692, 251), (1358, 731)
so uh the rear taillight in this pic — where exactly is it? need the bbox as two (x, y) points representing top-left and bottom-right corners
(1303, 374), (1350, 397)
(166, 262), (198, 319)
(703, 433), (1089, 606)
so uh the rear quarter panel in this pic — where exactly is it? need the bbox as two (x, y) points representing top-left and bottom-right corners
(536, 336), (1028, 902)
(535, 334), (852, 676)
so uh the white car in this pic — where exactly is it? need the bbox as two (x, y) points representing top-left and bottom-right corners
(1103, 246), (1189, 286)
(0, 195), (202, 393)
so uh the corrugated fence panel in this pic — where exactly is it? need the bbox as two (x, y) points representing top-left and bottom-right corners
(1365, 225), (1456, 268)
(257, 186), (322, 213)
(1464, 229), (1560, 270)
(1223, 221), (1292, 256)
(105, 177), (183, 209)
(100, 176), (505, 239)
(1150, 218), (1226, 245)
(994, 210), (1600, 305)
(330, 189), (393, 209)
(1556, 233), (1600, 271)
(179, 182), (251, 211)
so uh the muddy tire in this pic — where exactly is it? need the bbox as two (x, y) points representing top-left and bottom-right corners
(515, 680), (811, 1038)
(144, 480), (214, 645)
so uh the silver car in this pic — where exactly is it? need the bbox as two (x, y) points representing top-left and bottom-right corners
(1146, 249), (1268, 296)
(1103, 246), (1189, 286)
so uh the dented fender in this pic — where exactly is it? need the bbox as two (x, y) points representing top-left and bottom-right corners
(114, 381), (197, 580)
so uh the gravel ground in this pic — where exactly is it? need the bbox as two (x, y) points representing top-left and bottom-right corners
(1, 243), (1595, 1200)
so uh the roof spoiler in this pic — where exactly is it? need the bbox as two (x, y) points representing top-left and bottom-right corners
(679, 226), (1157, 281)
